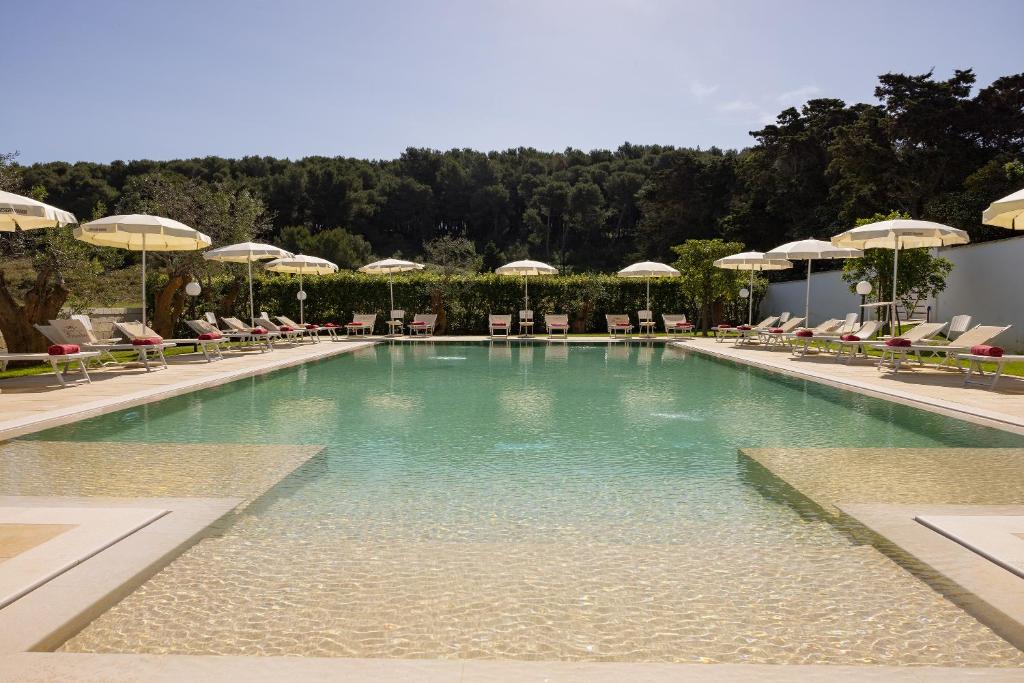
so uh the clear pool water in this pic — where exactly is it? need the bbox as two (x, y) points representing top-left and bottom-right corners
(32, 343), (1024, 664)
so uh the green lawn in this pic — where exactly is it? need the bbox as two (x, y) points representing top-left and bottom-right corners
(0, 343), (244, 380)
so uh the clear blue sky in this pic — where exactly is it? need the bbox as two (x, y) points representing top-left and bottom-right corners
(5, 0), (1022, 164)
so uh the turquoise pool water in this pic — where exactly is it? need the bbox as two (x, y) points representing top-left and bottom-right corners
(37, 343), (1024, 664)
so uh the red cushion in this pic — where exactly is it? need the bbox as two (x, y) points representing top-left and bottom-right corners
(768, 328), (784, 334)
(971, 344), (1004, 357)
(673, 322), (690, 327)
(736, 325), (752, 330)
(251, 327), (268, 335)
(197, 332), (222, 341)
(48, 343), (80, 355)
(718, 324), (731, 329)
(795, 329), (813, 337)
(840, 334), (860, 342)
(278, 325), (293, 332)
(613, 323), (631, 327)
(492, 322), (507, 326)
(347, 322), (366, 327)
(306, 324), (318, 330)
(885, 337), (911, 347)
(132, 337), (163, 346)
(549, 323), (568, 328)
(324, 323), (339, 328)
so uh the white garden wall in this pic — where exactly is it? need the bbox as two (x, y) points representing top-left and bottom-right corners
(759, 234), (1024, 352)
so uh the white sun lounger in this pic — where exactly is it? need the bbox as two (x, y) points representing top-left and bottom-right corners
(606, 314), (633, 338)
(957, 352), (1024, 389)
(256, 317), (306, 343)
(662, 314), (694, 338)
(46, 319), (175, 371)
(545, 313), (569, 339)
(275, 315), (321, 343)
(489, 314), (512, 338)
(873, 321), (948, 371)
(878, 325), (1013, 373)
(407, 313), (436, 337)
(116, 320), (225, 363)
(756, 318), (805, 348)
(221, 317), (280, 349)
(0, 350), (101, 387)
(827, 320), (883, 363)
(345, 313), (377, 337)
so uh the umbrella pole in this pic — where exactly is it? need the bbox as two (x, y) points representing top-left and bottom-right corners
(525, 276), (529, 314)
(748, 269), (754, 325)
(389, 275), (395, 313)
(299, 270), (304, 325)
(646, 276), (650, 312)
(805, 258), (812, 325)
(248, 258), (255, 327)
(141, 234), (147, 330)
(891, 238), (900, 334)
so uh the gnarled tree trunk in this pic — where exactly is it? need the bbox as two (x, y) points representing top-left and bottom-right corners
(151, 273), (187, 338)
(0, 267), (70, 352)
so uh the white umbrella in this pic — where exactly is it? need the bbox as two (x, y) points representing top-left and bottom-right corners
(358, 258), (424, 312)
(203, 242), (293, 325)
(982, 187), (1024, 230)
(76, 214), (211, 330)
(0, 189), (77, 231)
(616, 261), (681, 312)
(831, 220), (968, 329)
(265, 254), (338, 324)
(766, 239), (862, 325)
(713, 251), (793, 325)
(495, 259), (558, 314)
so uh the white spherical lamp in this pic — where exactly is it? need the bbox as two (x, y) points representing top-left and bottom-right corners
(856, 281), (872, 296)
(739, 288), (750, 299)
(296, 290), (307, 301)
(185, 281), (201, 297)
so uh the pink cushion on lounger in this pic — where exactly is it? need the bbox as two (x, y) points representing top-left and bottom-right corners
(768, 328), (784, 334)
(492, 322), (507, 326)
(197, 332), (222, 341)
(840, 334), (860, 342)
(131, 337), (163, 346)
(795, 329), (813, 337)
(278, 325), (294, 332)
(48, 344), (80, 355)
(885, 337), (911, 347)
(251, 327), (268, 335)
(324, 323), (339, 328)
(971, 345), (1004, 357)
(674, 322), (691, 327)
(737, 325), (752, 330)
(549, 323), (568, 328)
(718, 323), (731, 329)
(306, 324), (318, 330)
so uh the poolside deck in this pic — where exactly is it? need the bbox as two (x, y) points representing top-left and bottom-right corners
(673, 336), (1024, 433)
(0, 339), (377, 441)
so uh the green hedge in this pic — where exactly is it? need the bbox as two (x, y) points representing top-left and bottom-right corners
(196, 272), (759, 334)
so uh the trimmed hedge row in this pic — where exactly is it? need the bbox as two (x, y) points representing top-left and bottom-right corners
(203, 272), (760, 334)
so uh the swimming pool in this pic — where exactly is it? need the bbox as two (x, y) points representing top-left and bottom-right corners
(19, 343), (1024, 664)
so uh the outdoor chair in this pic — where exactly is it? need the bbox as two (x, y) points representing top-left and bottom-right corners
(544, 313), (569, 339)
(873, 321), (948, 371)
(386, 310), (405, 337)
(46, 318), (175, 372)
(116, 320), (225, 363)
(345, 313), (377, 337)
(882, 325), (1012, 372)
(518, 310), (535, 337)
(662, 314), (693, 337)
(489, 314), (512, 338)
(637, 310), (656, 337)
(606, 314), (633, 338)
(407, 313), (436, 336)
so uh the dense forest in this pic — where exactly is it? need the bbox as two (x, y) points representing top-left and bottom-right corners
(12, 69), (1023, 274)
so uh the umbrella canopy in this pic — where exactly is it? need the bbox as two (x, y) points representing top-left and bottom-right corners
(617, 261), (681, 312)
(495, 260), (558, 317)
(358, 258), (425, 312)
(713, 252), (793, 324)
(204, 242), (293, 325)
(0, 190), (77, 231)
(767, 239), (862, 325)
(76, 214), (211, 329)
(831, 220), (968, 329)
(265, 254), (339, 325)
(982, 187), (1024, 230)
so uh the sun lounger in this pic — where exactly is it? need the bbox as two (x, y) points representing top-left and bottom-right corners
(407, 313), (436, 337)
(46, 318), (175, 371)
(637, 310), (656, 337)
(275, 315), (321, 343)
(825, 320), (883, 363)
(786, 319), (843, 356)
(727, 316), (780, 346)
(958, 351), (1024, 389)
(662, 314), (694, 337)
(756, 318), (805, 348)
(187, 319), (272, 352)
(0, 347), (101, 387)
(518, 310), (535, 337)
(606, 314), (633, 338)
(877, 325), (1013, 373)
(544, 313), (569, 339)
(489, 314), (512, 338)
(345, 313), (377, 337)
(221, 317), (280, 349)
(385, 310), (405, 337)
(116, 321), (225, 363)
(873, 321), (948, 371)
(256, 316), (306, 343)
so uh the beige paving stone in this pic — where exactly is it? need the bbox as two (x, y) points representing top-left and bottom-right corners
(0, 524), (74, 560)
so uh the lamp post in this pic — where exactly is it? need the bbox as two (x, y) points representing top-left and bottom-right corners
(185, 280), (202, 334)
